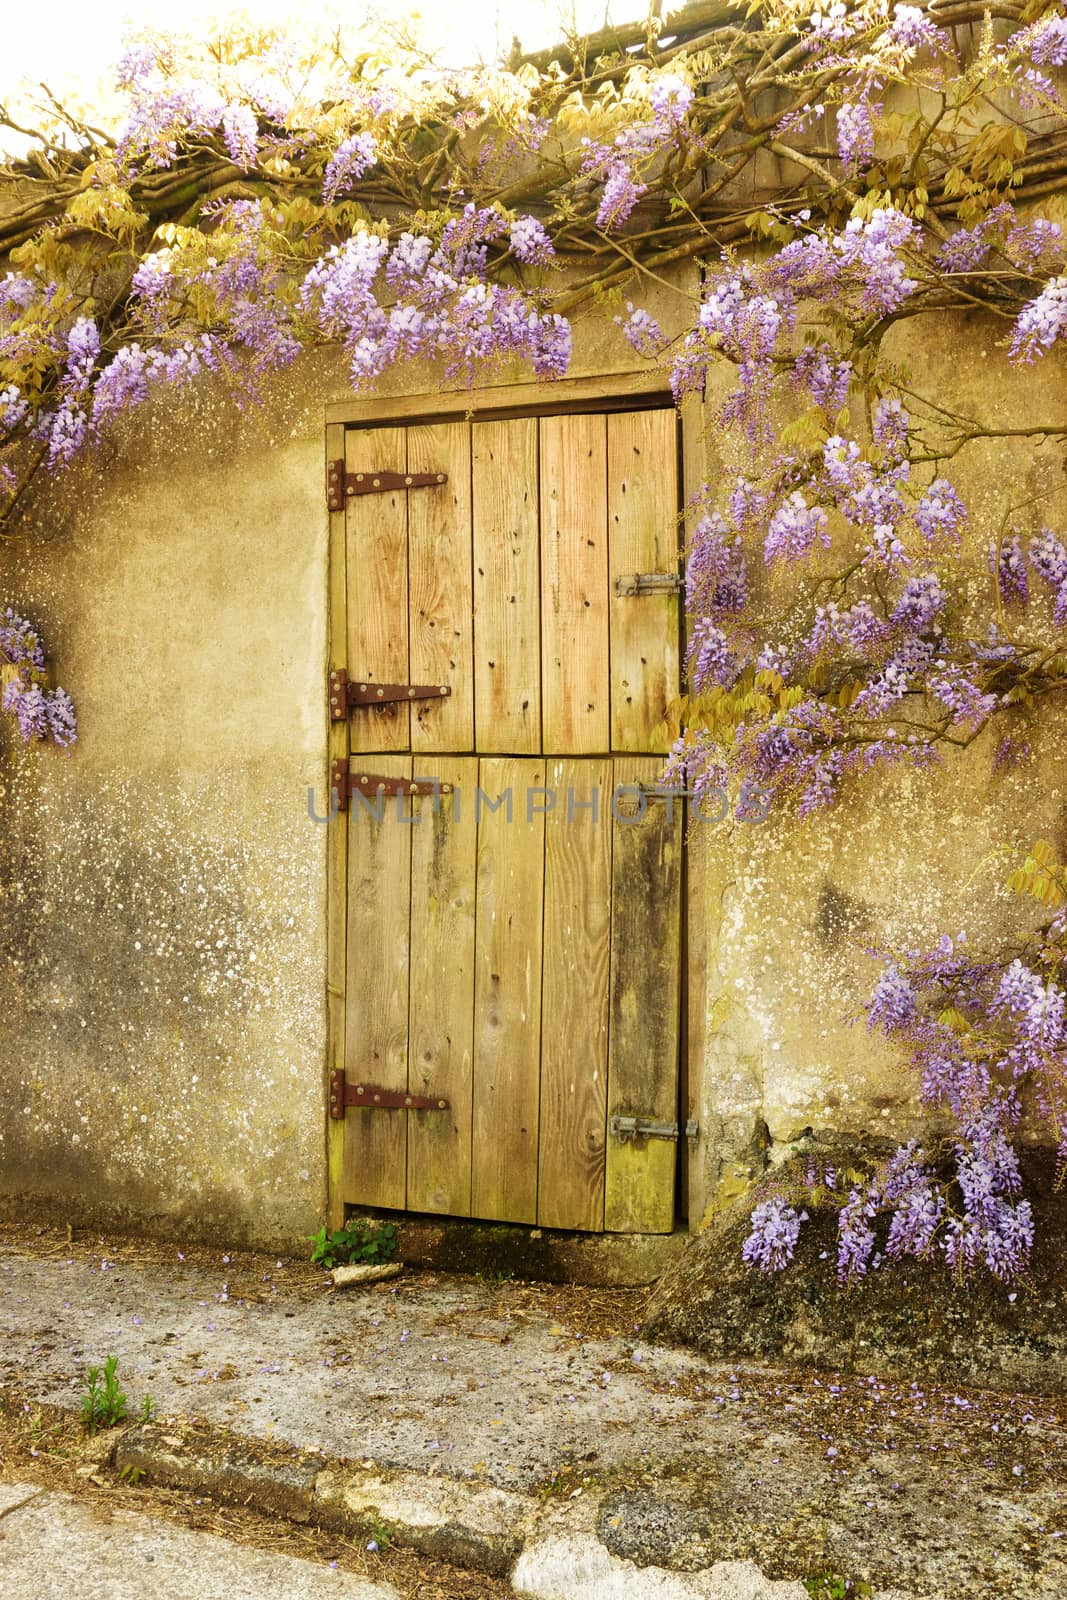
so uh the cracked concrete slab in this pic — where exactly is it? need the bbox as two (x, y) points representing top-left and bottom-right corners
(0, 1484), (400, 1600)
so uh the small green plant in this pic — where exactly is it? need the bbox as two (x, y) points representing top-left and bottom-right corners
(309, 1218), (398, 1271)
(140, 1393), (156, 1423)
(80, 1355), (127, 1433)
(117, 1463), (146, 1485)
(362, 1517), (393, 1553)
(804, 1577), (873, 1600)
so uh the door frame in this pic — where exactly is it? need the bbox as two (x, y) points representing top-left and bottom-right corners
(324, 372), (708, 1231)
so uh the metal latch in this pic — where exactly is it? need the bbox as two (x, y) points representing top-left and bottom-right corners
(330, 760), (453, 811)
(328, 461), (448, 511)
(609, 1114), (699, 1143)
(329, 669), (451, 722)
(615, 573), (684, 596)
(329, 1069), (450, 1119)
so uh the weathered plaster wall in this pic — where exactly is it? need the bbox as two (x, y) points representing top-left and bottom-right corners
(685, 314), (1067, 1220)
(0, 353), (346, 1247)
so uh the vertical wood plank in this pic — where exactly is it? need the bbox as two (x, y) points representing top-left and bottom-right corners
(346, 427), (410, 752)
(472, 418), (541, 753)
(407, 756), (478, 1215)
(604, 756), (683, 1233)
(408, 423), (474, 753)
(343, 754), (412, 1210)
(471, 758), (545, 1223)
(540, 414), (609, 754)
(679, 393), (710, 1217)
(538, 758), (613, 1231)
(608, 410), (680, 753)
(326, 421), (348, 1231)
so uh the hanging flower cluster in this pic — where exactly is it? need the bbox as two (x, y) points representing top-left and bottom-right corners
(0, 611), (76, 747)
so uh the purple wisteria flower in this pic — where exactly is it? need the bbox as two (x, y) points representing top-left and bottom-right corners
(1011, 277), (1067, 362)
(765, 492), (830, 563)
(509, 216), (555, 266)
(222, 103), (259, 169)
(994, 536), (1029, 606)
(1010, 17), (1067, 69)
(1029, 530), (1067, 620)
(617, 304), (667, 358)
(687, 618), (740, 690)
(742, 1197), (807, 1272)
(837, 100), (877, 171)
(915, 478), (966, 542)
(322, 133), (378, 202)
(793, 342), (852, 412)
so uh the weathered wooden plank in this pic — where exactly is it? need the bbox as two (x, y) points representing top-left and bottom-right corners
(608, 410), (680, 752)
(407, 756), (478, 1216)
(408, 423), (474, 753)
(472, 418), (541, 753)
(540, 413), (609, 753)
(343, 754), (412, 1210)
(345, 427), (410, 753)
(679, 392), (710, 1219)
(471, 758), (545, 1223)
(537, 757), (612, 1232)
(604, 756), (682, 1233)
(326, 375), (672, 426)
(326, 421), (349, 1231)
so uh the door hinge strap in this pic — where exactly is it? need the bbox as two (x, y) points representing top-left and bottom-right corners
(609, 1114), (699, 1143)
(330, 760), (453, 810)
(328, 461), (448, 511)
(329, 1069), (450, 1119)
(615, 572), (684, 596)
(329, 669), (451, 722)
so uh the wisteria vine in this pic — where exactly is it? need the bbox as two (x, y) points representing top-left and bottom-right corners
(2, 4), (1067, 1273)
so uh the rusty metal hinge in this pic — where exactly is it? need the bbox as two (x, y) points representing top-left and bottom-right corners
(329, 669), (451, 723)
(329, 1069), (451, 1119)
(615, 572), (684, 596)
(330, 759), (453, 810)
(327, 461), (448, 512)
(609, 1114), (699, 1143)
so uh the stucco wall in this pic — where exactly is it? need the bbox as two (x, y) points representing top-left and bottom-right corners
(0, 355), (341, 1247)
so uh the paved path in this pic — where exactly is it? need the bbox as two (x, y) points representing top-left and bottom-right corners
(0, 1482), (398, 1600)
(0, 1243), (1064, 1598)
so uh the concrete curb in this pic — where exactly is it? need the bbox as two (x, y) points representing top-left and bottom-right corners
(109, 1417), (933, 1600)
(114, 1420), (534, 1577)
(110, 1421), (821, 1597)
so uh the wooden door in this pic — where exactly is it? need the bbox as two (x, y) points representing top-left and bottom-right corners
(337, 406), (683, 1232)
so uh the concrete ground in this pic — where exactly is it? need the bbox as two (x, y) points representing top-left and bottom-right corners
(0, 1481), (398, 1600)
(0, 1230), (1064, 1599)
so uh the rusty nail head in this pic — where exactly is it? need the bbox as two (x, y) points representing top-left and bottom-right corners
(356, 473), (364, 482)
(407, 688), (415, 698)
(376, 687), (384, 698)
(359, 684), (367, 692)
(438, 1100), (446, 1109)
(346, 486), (354, 496)
(405, 475), (412, 485)
(439, 685), (447, 695)
(372, 477), (380, 487)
